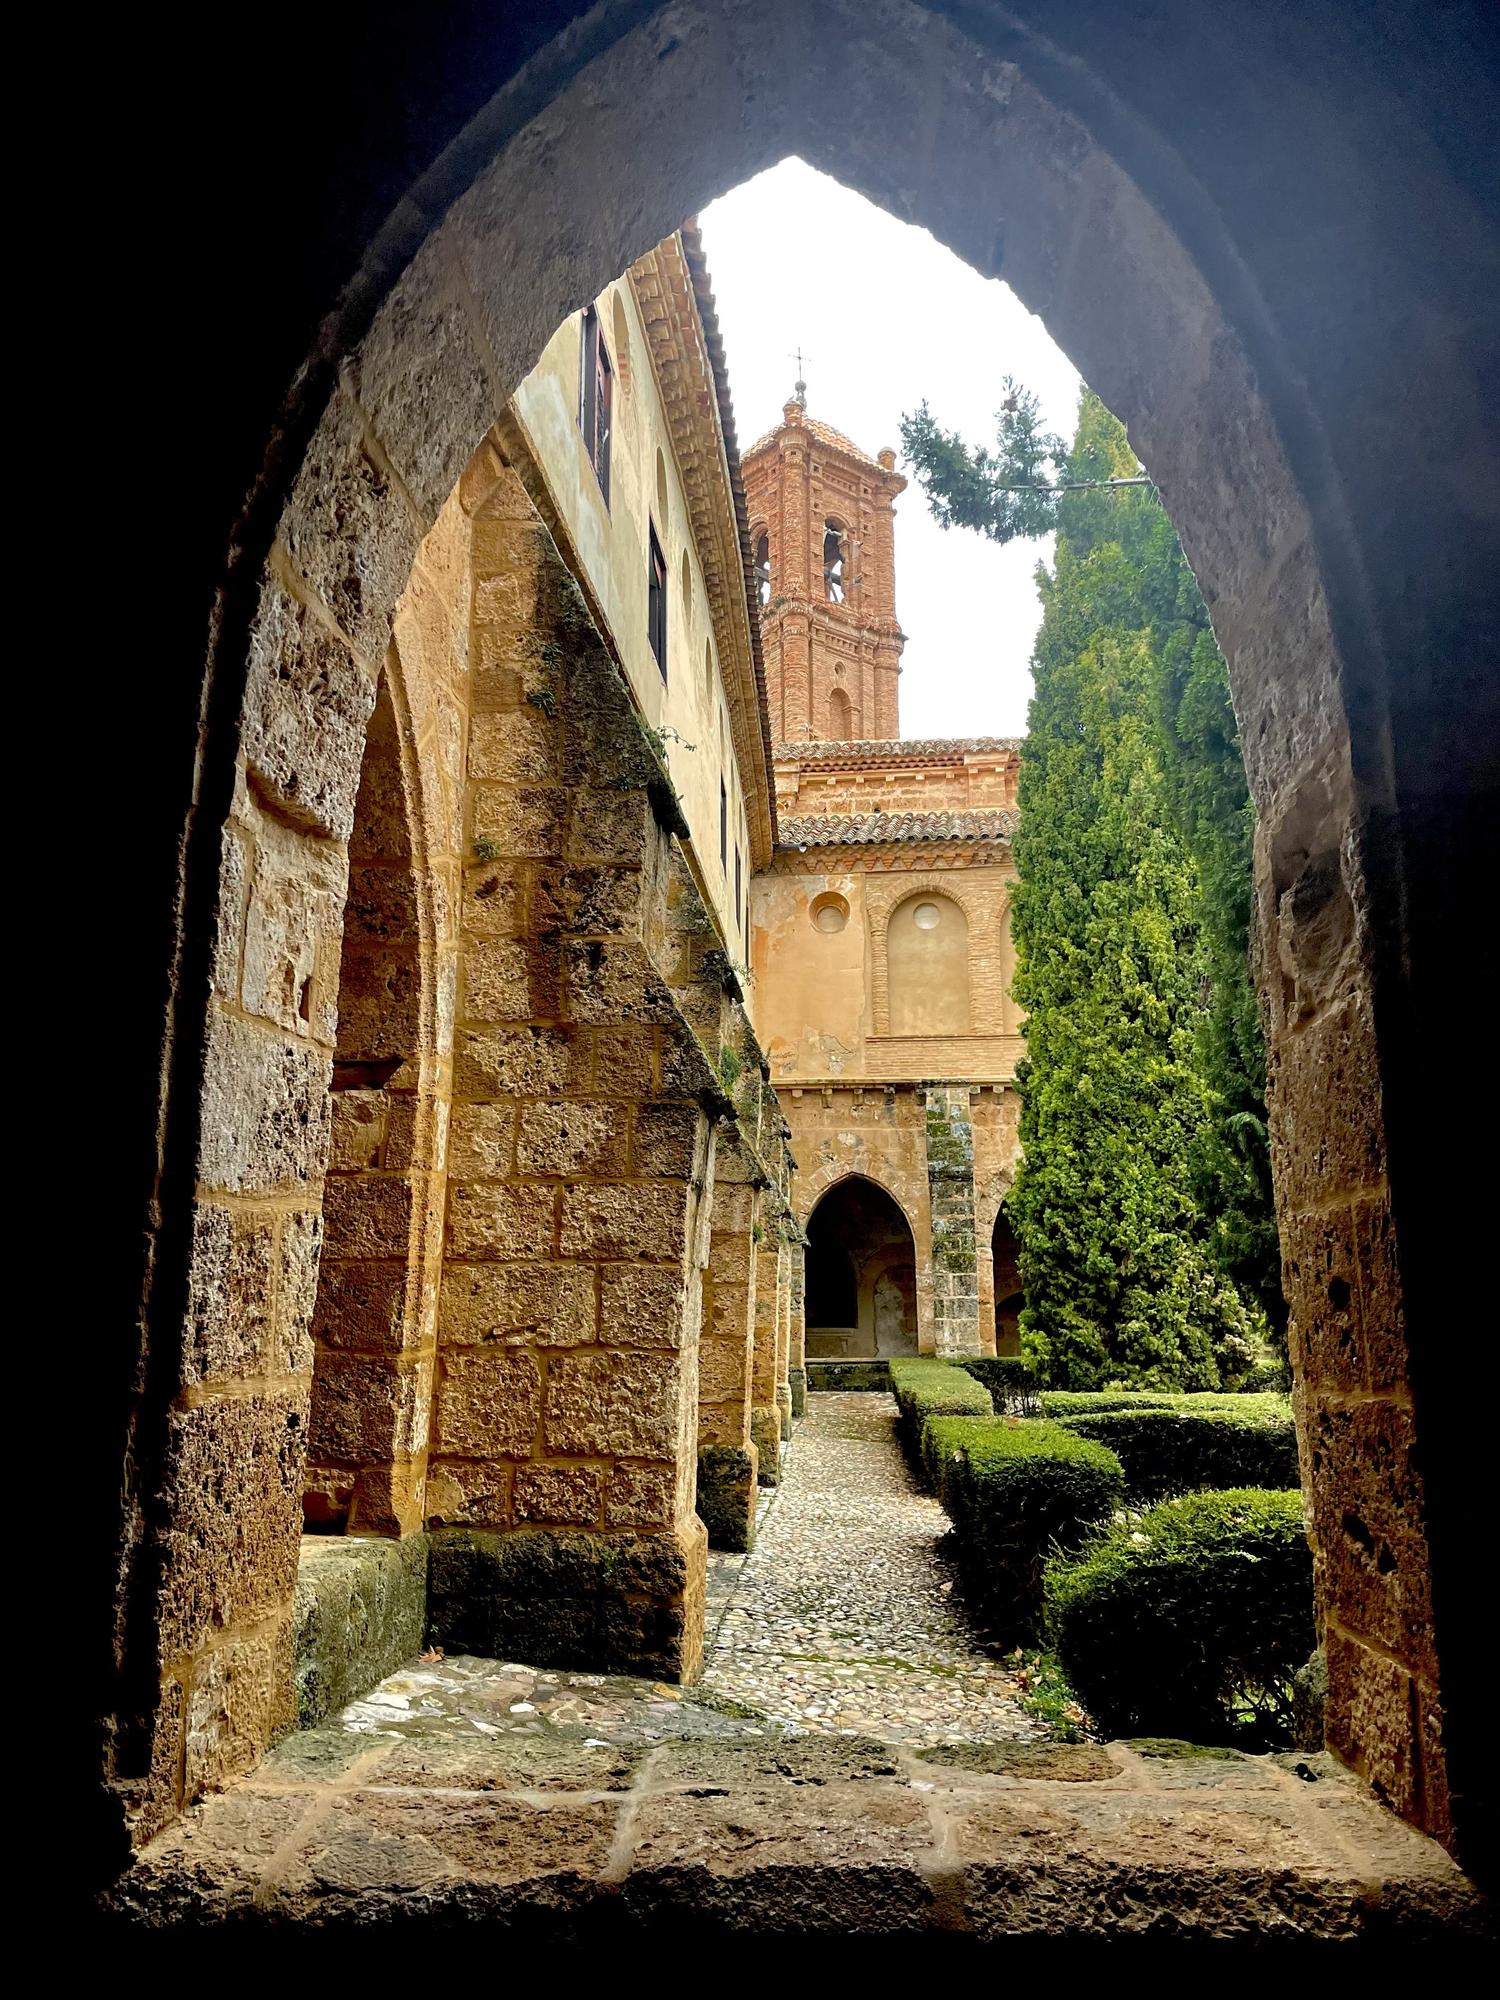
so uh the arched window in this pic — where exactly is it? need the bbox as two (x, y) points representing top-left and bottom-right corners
(681, 548), (692, 625)
(703, 638), (716, 706)
(828, 686), (852, 740)
(887, 892), (970, 1035)
(823, 519), (847, 603)
(753, 529), (771, 607)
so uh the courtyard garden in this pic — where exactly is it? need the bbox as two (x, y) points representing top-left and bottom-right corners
(890, 1357), (1313, 1751)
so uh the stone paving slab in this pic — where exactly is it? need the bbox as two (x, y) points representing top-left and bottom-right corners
(104, 1683), (1487, 1938)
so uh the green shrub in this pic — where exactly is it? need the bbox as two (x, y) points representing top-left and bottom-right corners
(888, 1359), (992, 1478)
(924, 1416), (1123, 1641)
(1235, 1359), (1293, 1394)
(1045, 1488), (1314, 1743)
(1038, 1389), (1181, 1417)
(1052, 1404), (1298, 1501)
(960, 1356), (1041, 1415)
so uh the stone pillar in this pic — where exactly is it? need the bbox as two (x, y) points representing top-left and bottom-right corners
(788, 1237), (808, 1416)
(749, 1193), (783, 1484)
(425, 470), (710, 1682)
(696, 1140), (760, 1552)
(923, 1085), (981, 1355)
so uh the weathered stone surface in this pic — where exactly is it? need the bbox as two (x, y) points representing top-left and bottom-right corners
(601, 1263), (688, 1350)
(105, 1647), (1490, 1940)
(293, 1534), (427, 1726)
(750, 1403), (782, 1486)
(513, 1462), (604, 1525)
(558, 1182), (690, 1260)
(696, 1444), (757, 1552)
(241, 578), (378, 839)
(445, 1182), (557, 1259)
(197, 1011), (331, 1194)
(516, 1099), (629, 1177)
(183, 1615), (298, 1801)
(544, 1351), (683, 1459)
(439, 1261), (596, 1347)
(435, 1352), (542, 1458)
(156, 1395), (307, 1661)
(425, 1527), (700, 1679)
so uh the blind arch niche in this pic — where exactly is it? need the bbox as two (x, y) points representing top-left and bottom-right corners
(887, 891), (970, 1036)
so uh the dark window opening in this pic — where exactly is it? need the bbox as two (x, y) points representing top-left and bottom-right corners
(720, 779), (728, 871)
(579, 305), (614, 503)
(648, 521), (668, 678)
(823, 521), (846, 603)
(735, 844), (743, 933)
(754, 530), (771, 607)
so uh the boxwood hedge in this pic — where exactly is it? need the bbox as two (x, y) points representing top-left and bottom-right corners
(1037, 1390), (1182, 1417)
(888, 1358), (991, 1478)
(1045, 1487), (1314, 1743)
(1052, 1404), (1299, 1501)
(924, 1416), (1124, 1641)
(959, 1356), (1041, 1415)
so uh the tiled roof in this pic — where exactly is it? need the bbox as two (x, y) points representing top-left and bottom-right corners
(779, 808), (1018, 848)
(775, 736), (1024, 765)
(744, 412), (885, 468)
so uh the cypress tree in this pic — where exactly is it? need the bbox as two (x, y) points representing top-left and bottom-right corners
(900, 386), (1279, 1384)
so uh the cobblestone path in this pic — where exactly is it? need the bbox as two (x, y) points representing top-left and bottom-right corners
(701, 1392), (1038, 1742)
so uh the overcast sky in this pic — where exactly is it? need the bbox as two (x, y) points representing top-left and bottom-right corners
(699, 158), (1082, 741)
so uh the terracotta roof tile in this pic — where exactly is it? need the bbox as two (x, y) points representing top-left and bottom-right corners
(744, 413), (884, 468)
(775, 736), (1024, 765)
(779, 808), (1018, 848)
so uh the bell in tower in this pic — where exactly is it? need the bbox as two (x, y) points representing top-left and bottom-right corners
(741, 391), (907, 743)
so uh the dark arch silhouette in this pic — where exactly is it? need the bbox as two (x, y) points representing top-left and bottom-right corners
(805, 1175), (919, 1361)
(94, 1), (1498, 1875)
(991, 1206), (1024, 1358)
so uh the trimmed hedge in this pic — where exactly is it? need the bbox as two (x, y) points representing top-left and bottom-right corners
(889, 1358), (991, 1477)
(924, 1416), (1124, 1641)
(1045, 1487), (1314, 1743)
(1052, 1404), (1298, 1501)
(1039, 1390), (1180, 1417)
(959, 1356), (1041, 1415)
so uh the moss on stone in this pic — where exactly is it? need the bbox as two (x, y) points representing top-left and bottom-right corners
(750, 1404), (782, 1485)
(915, 1740), (1120, 1781)
(1127, 1737), (1246, 1762)
(425, 1527), (693, 1681)
(697, 1445), (757, 1553)
(293, 1533), (428, 1729)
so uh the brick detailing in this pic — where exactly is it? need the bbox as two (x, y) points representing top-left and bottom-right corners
(924, 1087), (981, 1356)
(742, 398), (906, 742)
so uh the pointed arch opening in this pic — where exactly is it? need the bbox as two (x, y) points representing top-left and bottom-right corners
(804, 1176), (918, 1362)
(991, 1205), (1024, 1358)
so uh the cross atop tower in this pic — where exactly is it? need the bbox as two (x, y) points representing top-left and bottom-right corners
(790, 347), (808, 405)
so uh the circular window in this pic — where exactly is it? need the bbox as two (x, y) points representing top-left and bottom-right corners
(810, 892), (849, 935)
(913, 901), (942, 929)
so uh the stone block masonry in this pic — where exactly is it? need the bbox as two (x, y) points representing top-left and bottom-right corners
(924, 1087), (982, 1355)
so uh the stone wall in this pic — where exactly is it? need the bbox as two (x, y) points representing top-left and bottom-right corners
(107, 0), (1499, 1873)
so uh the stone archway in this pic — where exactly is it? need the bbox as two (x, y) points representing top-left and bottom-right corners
(105, 0), (1499, 1873)
(805, 1175), (919, 1361)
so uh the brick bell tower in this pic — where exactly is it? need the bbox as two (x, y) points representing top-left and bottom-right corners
(741, 384), (906, 743)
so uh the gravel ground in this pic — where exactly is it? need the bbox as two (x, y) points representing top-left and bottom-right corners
(700, 1392), (1038, 1742)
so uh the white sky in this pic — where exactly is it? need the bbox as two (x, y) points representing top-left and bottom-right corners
(699, 158), (1082, 741)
